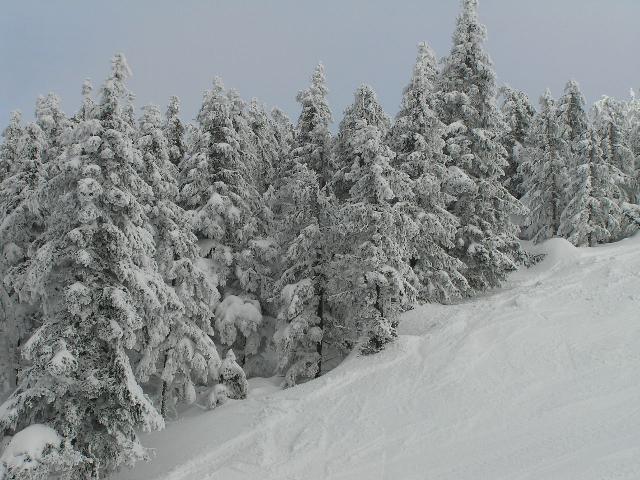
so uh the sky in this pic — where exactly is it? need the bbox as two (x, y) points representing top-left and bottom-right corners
(1, 0), (639, 130)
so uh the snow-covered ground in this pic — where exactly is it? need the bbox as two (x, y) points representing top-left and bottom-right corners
(115, 236), (640, 480)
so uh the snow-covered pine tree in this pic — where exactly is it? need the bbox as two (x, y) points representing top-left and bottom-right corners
(269, 108), (295, 189)
(263, 68), (333, 384)
(333, 84), (391, 200)
(592, 96), (639, 237)
(294, 64), (332, 188)
(180, 78), (259, 286)
(438, 0), (524, 291)
(330, 85), (417, 354)
(557, 80), (589, 171)
(519, 90), (570, 243)
(179, 78), (266, 367)
(628, 90), (640, 211)
(229, 97), (278, 324)
(226, 89), (264, 194)
(499, 86), (536, 198)
(559, 127), (623, 246)
(165, 95), (186, 167)
(0, 122), (47, 393)
(0, 54), (178, 479)
(0, 111), (24, 181)
(136, 104), (221, 417)
(271, 145), (334, 386)
(247, 99), (278, 193)
(593, 97), (636, 196)
(629, 90), (640, 164)
(388, 42), (468, 303)
(35, 93), (70, 166)
(77, 79), (95, 123)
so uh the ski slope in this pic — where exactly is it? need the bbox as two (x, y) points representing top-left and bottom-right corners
(115, 236), (640, 480)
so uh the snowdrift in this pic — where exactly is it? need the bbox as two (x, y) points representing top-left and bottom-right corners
(115, 236), (640, 480)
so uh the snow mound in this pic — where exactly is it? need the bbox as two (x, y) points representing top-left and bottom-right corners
(115, 238), (640, 480)
(0, 424), (60, 470)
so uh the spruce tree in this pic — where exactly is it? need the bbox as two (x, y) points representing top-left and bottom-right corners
(519, 90), (570, 243)
(592, 97), (636, 198)
(179, 78), (265, 366)
(271, 148), (333, 386)
(592, 96), (639, 237)
(333, 84), (390, 200)
(439, 0), (523, 291)
(559, 128), (623, 246)
(629, 90), (640, 164)
(0, 54), (174, 479)
(499, 86), (536, 198)
(294, 64), (332, 188)
(0, 122), (47, 392)
(269, 108), (296, 190)
(247, 99), (278, 193)
(180, 77), (260, 287)
(389, 42), (468, 302)
(136, 104), (221, 417)
(0, 111), (24, 181)
(330, 85), (417, 354)
(557, 80), (589, 170)
(35, 93), (70, 166)
(165, 95), (186, 167)
(75, 79), (95, 123)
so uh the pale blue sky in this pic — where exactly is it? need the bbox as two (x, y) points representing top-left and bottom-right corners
(1, 0), (638, 129)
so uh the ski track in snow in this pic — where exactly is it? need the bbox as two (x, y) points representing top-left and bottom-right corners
(114, 236), (640, 480)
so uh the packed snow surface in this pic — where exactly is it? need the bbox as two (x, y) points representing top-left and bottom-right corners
(116, 237), (640, 480)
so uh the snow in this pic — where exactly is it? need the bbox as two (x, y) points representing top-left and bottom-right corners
(114, 236), (640, 479)
(215, 295), (262, 344)
(0, 424), (60, 470)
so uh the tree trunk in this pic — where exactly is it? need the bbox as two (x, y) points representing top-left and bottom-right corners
(315, 289), (324, 378)
(160, 354), (169, 418)
(374, 284), (383, 317)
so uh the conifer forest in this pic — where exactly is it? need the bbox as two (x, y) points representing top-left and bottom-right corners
(1, 1), (639, 479)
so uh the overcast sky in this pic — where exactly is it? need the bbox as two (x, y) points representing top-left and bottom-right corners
(1, 0), (639, 130)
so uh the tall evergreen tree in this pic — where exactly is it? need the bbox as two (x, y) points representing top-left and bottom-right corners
(592, 97), (636, 198)
(179, 78), (266, 366)
(438, 0), (523, 291)
(294, 64), (332, 187)
(333, 84), (390, 200)
(35, 93), (70, 166)
(180, 78), (260, 288)
(629, 89), (640, 165)
(0, 122), (47, 392)
(592, 96), (639, 237)
(559, 128), (623, 246)
(75, 79), (95, 123)
(269, 108), (295, 189)
(330, 85), (417, 354)
(0, 111), (24, 180)
(499, 86), (536, 198)
(557, 80), (589, 170)
(247, 99), (278, 193)
(389, 42), (468, 302)
(164, 95), (186, 167)
(271, 158), (332, 386)
(136, 104), (221, 417)
(519, 90), (570, 243)
(0, 54), (175, 478)
(270, 82), (336, 385)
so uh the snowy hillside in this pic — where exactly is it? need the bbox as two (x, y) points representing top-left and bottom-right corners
(114, 236), (640, 480)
